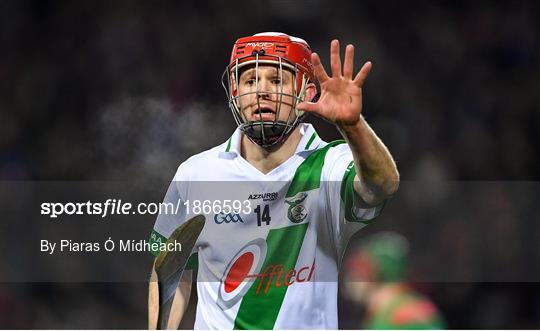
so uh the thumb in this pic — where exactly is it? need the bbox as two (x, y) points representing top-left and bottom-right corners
(296, 101), (319, 113)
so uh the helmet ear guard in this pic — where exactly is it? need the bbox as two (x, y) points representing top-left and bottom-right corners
(222, 32), (314, 148)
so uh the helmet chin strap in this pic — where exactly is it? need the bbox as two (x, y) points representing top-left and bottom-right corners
(241, 120), (301, 148)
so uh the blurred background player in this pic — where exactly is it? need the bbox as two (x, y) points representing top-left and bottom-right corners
(342, 232), (446, 329)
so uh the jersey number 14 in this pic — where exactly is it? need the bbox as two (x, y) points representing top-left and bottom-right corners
(254, 204), (271, 226)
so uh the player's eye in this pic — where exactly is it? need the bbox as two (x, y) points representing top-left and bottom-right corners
(245, 78), (256, 86)
(271, 79), (281, 85)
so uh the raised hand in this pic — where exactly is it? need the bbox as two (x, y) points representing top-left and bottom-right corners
(297, 39), (372, 127)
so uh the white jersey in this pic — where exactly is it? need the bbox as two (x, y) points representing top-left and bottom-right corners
(150, 123), (385, 329)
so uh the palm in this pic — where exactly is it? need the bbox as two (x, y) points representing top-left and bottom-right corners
(297, 40), (372, 126)
(316, 76), (363, 125)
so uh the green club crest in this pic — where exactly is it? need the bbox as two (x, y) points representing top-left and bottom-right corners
(285, 192), (308, 223)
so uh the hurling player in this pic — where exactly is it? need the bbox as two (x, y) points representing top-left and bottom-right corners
(148, 32), (399, 329)
(343, 232), (446, 329)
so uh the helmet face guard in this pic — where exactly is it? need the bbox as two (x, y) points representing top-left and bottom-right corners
(222, 33), (314, 148)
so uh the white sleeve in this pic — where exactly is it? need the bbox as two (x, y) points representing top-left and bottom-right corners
(148, 164), (189, 258)
(322, 144), (386, 254)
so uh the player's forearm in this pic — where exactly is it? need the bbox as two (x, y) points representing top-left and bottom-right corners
(167, 271), (192, 329)
(338, 115), (399, 204)
(148, 266), (159, 329)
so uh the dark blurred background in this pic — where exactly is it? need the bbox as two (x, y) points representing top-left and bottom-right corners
(0, 0), (539, 328)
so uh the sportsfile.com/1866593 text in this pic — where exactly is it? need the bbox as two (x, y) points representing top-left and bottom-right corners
(40, 199), (183, 219)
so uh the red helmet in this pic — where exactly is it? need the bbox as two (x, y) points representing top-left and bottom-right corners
(222, 32), (315, 148)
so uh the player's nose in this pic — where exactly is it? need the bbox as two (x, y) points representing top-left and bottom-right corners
(256, 79), (273, 98)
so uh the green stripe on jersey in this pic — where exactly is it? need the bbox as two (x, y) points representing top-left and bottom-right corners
(286, 140), (346, 198)
(225, 138), (232, 152)
(304, 132), (317, 150)
(340, 161), (385, 223)
(233, 223), (309, 330)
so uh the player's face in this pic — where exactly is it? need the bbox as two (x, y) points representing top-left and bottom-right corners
(236, 65), (296, 123)
(342, 280), (374, 304)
